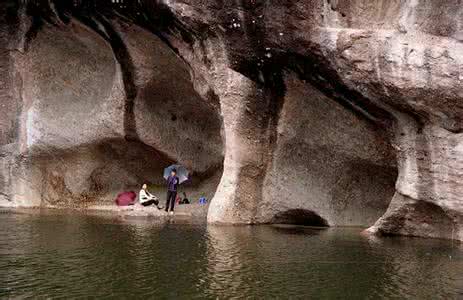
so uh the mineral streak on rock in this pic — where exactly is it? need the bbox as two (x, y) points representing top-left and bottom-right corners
(0, 0), (462, 241)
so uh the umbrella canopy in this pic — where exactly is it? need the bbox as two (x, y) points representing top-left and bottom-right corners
(115, 191), (136, 206)
(164, 164), (189, 184)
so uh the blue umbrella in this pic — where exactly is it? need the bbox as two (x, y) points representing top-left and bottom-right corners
(163, 164), (189, 184)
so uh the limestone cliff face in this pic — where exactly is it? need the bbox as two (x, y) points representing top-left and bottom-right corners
(0, 1), (462, 241)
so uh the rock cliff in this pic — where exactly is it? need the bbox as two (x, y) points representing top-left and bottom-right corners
(0, 0), (461, 241)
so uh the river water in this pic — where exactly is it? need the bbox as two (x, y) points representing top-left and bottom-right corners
(0, 211), (462, 299)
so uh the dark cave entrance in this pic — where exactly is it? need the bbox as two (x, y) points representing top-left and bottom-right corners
(271, 209), (329, 227)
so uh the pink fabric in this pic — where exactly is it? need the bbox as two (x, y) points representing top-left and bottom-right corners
(115, 191), (136, 206)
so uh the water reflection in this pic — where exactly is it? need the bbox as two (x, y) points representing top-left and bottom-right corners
(0, 212), (462, 299)
(203, 225), (463, 299)
(205, 226), (261, 297)
(364, 235), (463, 299)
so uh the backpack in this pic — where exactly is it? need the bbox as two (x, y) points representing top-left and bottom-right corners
(199, 197), (207, 205)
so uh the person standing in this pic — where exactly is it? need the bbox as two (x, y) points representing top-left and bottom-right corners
(165, 169), (179, 214)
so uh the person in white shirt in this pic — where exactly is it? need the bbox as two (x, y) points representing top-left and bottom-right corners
(139, 184), (160, 208)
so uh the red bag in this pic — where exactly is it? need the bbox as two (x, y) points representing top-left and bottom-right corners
(115, 191), (136, 206)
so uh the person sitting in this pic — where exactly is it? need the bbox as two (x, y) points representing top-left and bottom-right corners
(139, 184), (160, 208)
(180, 192), (190, 204)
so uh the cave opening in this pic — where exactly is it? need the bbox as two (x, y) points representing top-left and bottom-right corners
(15, 16), (225, 207)
(271, 209), (329, 227)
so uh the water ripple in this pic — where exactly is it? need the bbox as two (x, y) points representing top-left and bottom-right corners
(0, 213), (461, 299)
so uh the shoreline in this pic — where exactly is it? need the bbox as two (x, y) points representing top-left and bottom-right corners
(1, 206), (462, 243)
(0, 203), (209, 223)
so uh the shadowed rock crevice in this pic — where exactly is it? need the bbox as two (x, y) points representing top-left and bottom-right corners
(93, 15), (139, 141)
(72, 13), (139, 141)
(0, 1), (23, 147)
(271, 209), (329, 227)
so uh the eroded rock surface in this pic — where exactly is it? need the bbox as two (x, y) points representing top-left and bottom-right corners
(1, 0), (462, 240)
(0, 4), (224, 208)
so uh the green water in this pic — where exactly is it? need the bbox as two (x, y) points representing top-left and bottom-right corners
(0, 211), (462, 299)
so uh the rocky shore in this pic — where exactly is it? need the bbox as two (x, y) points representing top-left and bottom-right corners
(0, 204), (209, 223)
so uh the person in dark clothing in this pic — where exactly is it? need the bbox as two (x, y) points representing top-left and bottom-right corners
(180, 192), (190, 204)
(165, 169), (179, 214)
